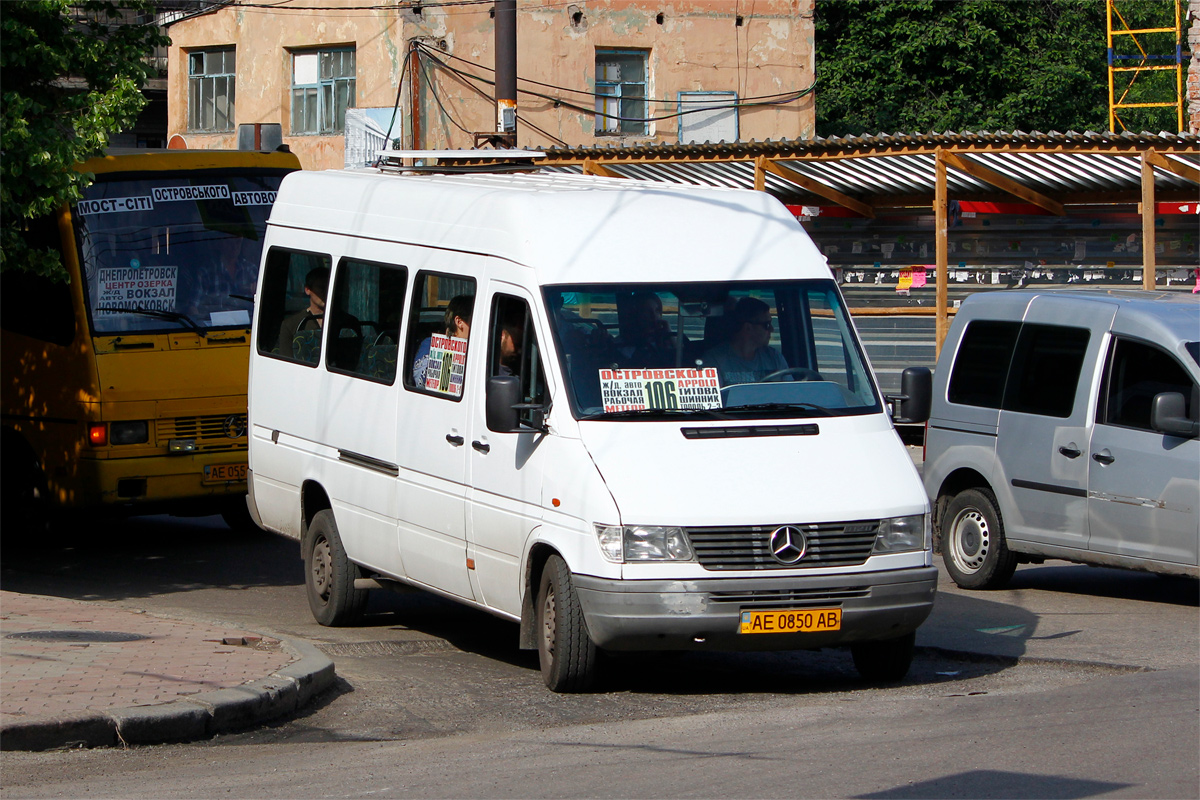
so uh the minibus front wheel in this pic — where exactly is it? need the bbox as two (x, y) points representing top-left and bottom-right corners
(537, 555), (597, 692)
(303, 510), (367, 626)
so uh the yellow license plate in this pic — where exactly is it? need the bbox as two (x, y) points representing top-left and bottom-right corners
(203, 463), (247, 483)
(739, 608), (841, 634)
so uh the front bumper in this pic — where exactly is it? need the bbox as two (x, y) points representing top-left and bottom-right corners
(574, 566), (937, 651)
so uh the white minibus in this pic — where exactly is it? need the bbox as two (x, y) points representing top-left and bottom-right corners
(248, 169), (935, 691)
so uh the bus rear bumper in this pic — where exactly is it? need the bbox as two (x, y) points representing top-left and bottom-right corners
(62, 452), (248, 511)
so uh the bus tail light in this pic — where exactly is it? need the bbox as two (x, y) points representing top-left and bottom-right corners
(88, 424), (108, 447)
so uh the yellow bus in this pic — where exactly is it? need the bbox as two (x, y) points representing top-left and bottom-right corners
(1, 148), (301, 532)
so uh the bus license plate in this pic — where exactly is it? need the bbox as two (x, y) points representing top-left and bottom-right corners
(740, 608), (841, 634)
(204, 463), (246, 483)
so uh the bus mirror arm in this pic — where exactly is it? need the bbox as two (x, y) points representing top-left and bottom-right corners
(886, 367), (932, 425)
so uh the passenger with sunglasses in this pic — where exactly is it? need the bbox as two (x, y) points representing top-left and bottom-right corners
(702, 296), (788, 386)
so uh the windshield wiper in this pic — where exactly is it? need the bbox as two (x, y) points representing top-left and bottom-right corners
(581, 407), (730, 421)
(724, 401), (836, 417)
(95, 306), (205, 335)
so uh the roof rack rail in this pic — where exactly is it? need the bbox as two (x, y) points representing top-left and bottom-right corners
(374, 149), (546, 175)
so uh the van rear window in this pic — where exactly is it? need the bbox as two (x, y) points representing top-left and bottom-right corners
(947, 321), (1020, 408)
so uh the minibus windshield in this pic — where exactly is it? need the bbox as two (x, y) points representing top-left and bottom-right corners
(544, 280), (882, 420)
(75, 173), (285, 334)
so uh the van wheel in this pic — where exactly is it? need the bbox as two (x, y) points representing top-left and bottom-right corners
(851, 632), (915, 683)
(303, 510), (367, 626)
(941, 488), (1017, 590)
(537, 555), (597, 692)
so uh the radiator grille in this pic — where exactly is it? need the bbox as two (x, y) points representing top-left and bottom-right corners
(156, 414), (247, 451)
(687, 521), (879, 571)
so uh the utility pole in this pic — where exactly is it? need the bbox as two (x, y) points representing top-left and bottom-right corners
(494, 0), (517, 147)
(409, 39), (423, 150)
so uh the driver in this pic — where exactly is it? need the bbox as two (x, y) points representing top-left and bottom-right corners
(702, 297), (788, 385)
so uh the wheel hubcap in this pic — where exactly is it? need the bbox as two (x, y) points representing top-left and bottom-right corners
(950, 509), (990, 574)
(311, 537), (332, 601)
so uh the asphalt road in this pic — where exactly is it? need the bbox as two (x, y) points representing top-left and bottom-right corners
(1, 514), (1197, 798)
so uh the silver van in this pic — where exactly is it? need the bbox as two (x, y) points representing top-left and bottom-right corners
(924, 290), (1199, 589)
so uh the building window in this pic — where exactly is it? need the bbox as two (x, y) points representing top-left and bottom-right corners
(595, 50), (647, 135)
(291, 49), (356, 135)
(678, 91), (737, 144)
(187, 48), (235, 132)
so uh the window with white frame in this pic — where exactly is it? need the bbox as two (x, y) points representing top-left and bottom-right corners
(291, 49), (356, 135)
(595, 50), (647, 135)
(187, 48), (235, 132)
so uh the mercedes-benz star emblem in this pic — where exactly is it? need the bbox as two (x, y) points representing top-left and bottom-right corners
(223, 414), (246, 439)
(768, 526), (808, 565)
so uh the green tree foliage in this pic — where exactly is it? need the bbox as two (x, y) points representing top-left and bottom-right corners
(1, 1), (167, 278)
(815, 0), (1184, 137)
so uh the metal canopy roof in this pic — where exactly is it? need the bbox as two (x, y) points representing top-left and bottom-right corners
(536, 130), (1200, 211)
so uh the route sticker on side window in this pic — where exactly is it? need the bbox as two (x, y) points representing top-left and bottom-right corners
(599, 368), (722, 412)
(424, 333), (468, 397)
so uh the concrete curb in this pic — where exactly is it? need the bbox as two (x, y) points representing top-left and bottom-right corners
(0, 639), (335, 752)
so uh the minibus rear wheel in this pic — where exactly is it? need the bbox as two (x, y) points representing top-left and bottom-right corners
(537, 555), (597, 692)
(303, 510), (367, 626)
(851, 631), (915, 683)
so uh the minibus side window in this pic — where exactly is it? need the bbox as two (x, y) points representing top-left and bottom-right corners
(326, 258), (408, 384)
(404, 271), (475, 400)
(489, 294), (547, 428)
(256, 247), (332, 366)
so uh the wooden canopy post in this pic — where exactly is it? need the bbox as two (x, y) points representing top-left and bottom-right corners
(935, 149), (949, 357)
(1141, 152), (1157, 290)
(754, 156), (767, 192)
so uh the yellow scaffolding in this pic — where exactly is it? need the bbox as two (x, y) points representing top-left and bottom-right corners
(1107, 0), (1185, 132)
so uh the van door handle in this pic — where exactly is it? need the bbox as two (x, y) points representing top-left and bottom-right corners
(472, 440), (490, 454)
(445, 434), (464, 446)
(1058, 445), (1081, 459)
(1092, 451), (1115, 465)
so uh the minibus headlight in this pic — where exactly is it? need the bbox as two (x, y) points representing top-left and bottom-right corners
(594, 525), (695, 563)
(871, 514), (929, 554)
(110, 421), (149, 445)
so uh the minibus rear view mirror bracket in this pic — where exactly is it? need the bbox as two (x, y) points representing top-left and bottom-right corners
(886, 367), (932, 425)
(486, 375), (547, 434)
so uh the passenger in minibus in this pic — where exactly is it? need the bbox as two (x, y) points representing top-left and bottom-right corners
(702, 297), (787, 385)
(276, 266), (329, 357)
(496, 311), (525, 377)
(614, 292), (676, 367)
(412, 294), (473, 383)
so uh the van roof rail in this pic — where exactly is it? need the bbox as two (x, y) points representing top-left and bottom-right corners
(374, 149), (546, 175)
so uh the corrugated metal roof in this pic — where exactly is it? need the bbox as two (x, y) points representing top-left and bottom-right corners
(536, 130), (1200, 209)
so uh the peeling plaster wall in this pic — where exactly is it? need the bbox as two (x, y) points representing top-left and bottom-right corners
(167, 0), (814, 169)
(167, 1), (405, 170)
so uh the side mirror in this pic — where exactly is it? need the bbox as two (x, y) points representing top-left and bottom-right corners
(1150, 392), (1199, 439)
(486, 375), (522, 433)
(887, 367), (932, 424)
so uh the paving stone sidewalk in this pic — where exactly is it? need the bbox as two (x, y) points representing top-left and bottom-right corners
(0, 590), (334, 751)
